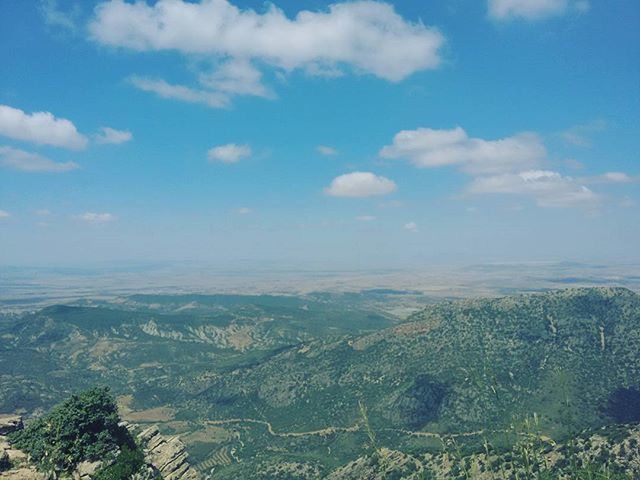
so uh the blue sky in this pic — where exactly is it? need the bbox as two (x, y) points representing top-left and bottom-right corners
(0, 0), (638, 268)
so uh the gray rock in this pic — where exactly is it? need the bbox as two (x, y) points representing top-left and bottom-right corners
(137, 427), (199, 480)
(72, 460), (102, 480)
(0, 415), (23, 435)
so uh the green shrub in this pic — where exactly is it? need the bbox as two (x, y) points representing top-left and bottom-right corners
(0, 451), (11, 472)
(8, 387), (137, 473)
(94, 445), (146, 480)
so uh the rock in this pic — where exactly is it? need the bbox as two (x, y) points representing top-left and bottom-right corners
(4, 448), (28, 464)
(0, 466), (47, 480)
(72, 460), (102, 480)
(137, 427), (199, 480)
(131, 464), (161, 480)
(0, 416), (23, 436)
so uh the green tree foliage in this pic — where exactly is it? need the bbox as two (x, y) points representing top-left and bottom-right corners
(93, 445), (146, 480)
(8, 387), (137, 473)
(0, 451), (10, 472)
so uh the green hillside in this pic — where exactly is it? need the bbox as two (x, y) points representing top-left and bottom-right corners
(198, 288), (639, 432)
(1, 287), (639, 478)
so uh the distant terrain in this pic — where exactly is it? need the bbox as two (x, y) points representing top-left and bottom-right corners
(1, 286), (639, 478)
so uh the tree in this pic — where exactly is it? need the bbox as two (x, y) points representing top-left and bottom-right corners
(9, 387), (136, 473)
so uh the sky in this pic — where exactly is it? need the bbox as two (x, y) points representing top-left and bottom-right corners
(0, 0), (638, 269)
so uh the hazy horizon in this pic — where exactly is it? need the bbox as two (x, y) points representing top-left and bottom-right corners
(1, 0), (638, 267)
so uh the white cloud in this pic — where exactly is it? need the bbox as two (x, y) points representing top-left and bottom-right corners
(90, 0), (443, 82)
(73, 212), (117, 224)
(235, 207), (252, 214)
(488, 0), (589, 21)
(94, 126), (133, 145)
(207, 143), (252, 163)
(199, 59), (273, 98)
(404, 221), (418, 232)
(41, 0), (80, 31)
(90, 0), (443, 106)
(129, 76), (230, 108)
(0, 146), (79, 172)
(0, 210), (10, 219)
(592, 172), (637, 184)
(131, 61), (272, 108)
(317, 145), (338, 156)
(325, 172), (397, 197)
(380, 127), (545, 175)
(0, 104), (88, 149)
(356, 215), (376, 221)
(560, 119), (606, 147)
(34, 209), (51, 216)
(468, 170), (600, 208)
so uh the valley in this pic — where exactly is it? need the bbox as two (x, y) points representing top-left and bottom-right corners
(1, 287), (639, 478)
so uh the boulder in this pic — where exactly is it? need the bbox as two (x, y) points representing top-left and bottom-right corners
(72, 460), (102, 480)
(0, 415), (23, 435)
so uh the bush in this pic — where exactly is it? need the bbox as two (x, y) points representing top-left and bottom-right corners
(8, 387), (138, 473)
(94, 444), (146, 480)
(0, 450), (11, 472)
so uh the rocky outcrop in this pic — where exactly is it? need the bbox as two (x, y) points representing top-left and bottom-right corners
(0, 416), (23, 436)
(1, 417), (198, 480)
(0, 467), (46, 480)
(0, 418), (44, 480)
(137, 426), (199, 480)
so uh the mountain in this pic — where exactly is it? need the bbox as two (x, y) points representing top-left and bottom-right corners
(1, 287), (639, 478)
(191, 287), (640, 476)
(198, 287), (639, 429)
(0, 293), (398, 414)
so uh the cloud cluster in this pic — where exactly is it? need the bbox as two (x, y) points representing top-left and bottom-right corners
(208, 143), (252, 163)
(380, 127), (545, 175)
(0, 104), (132, 175)
(380, 126), (610, 208)
(325, 172), (396, 197)
(0, 146), (79, 172)
(0, 104), (87, 150)
(90, 0), (444, 106)
(468, 170), (599, 208)
(0, 210), (10, 219)
(488, 0), (589, 21)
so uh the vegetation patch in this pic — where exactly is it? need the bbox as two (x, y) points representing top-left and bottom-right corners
(606, 387), (640, 423)
(389, 374), (448, 429)
(8, 387), (142, 475)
